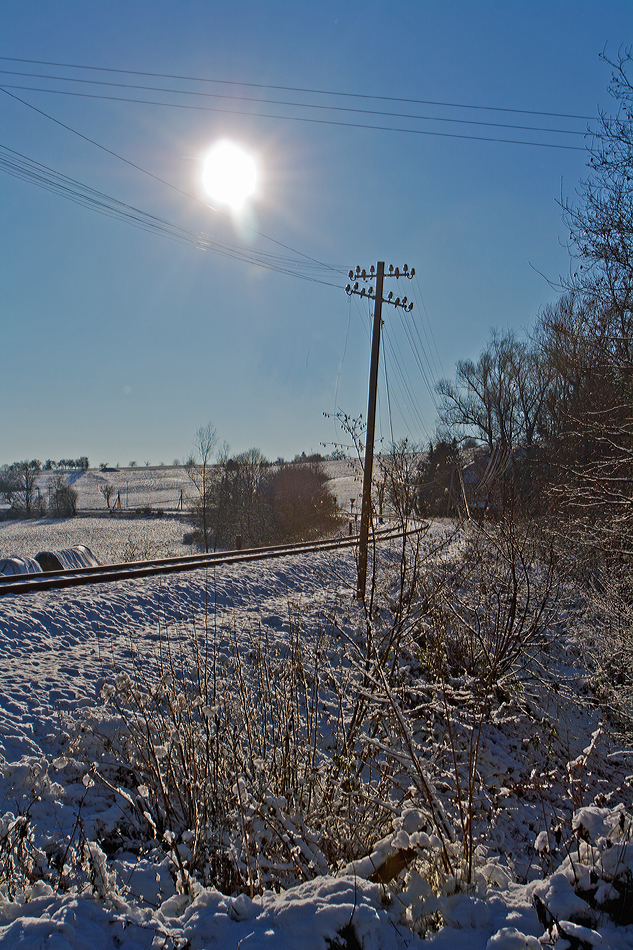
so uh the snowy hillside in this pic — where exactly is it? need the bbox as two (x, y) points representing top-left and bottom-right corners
(23, 460), (365, 516)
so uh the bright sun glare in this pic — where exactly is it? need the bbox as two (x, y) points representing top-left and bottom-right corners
(201, 140), (258, 212)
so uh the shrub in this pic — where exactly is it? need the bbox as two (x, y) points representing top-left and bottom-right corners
(47, 475), (78, 518)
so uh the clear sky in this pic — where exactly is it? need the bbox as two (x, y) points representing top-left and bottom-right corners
(1, 1), (631, 467)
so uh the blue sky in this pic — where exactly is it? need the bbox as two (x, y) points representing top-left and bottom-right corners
(1, 1), (631, 466)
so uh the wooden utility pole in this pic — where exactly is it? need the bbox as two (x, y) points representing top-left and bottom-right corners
(346, 262), (415, 600)
(357, 261), (384, 600)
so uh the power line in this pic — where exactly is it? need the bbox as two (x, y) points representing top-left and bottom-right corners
(331, 296), (355, 443)
(382, 343), (396, 447)
(0, 56), (598, 121)
(395, 303), (439, 411)
(0, 83), (586, 151)
(381, 333), (420, 440)
(395, 278), (441, 400)
(410, 278), (445, 380)
(0, 70), (588, 138)
(382, 325), (431, 440)
(0, 145), (341, 285)
(0, 87), (346, 277)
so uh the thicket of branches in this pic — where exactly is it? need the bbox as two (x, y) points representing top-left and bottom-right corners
(0, 460), (43, 517)
(428, 51), (633, 735)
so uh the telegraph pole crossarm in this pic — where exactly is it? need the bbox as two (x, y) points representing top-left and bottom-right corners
(345, 262), (415, 600)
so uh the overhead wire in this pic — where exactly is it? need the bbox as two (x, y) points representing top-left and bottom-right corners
(381, 330), (419, 439)
(382, 323), (431, 441)
(341, 277), (439, 449)
(331, 295), (354, 444)
(382, 341), (396, 447)
(402, 305), (442, 400)
(378, 276), (441, 445)
(0, 69), (589, 139)
(410, 277), (445, 380)
(1, 84), (401, 441)
(2, 56), (590, 448)
(390, 308), (427, 432)
(0, 56), (598, 121)
(394, 297), (439, 410)
(0, 83), (586, 151)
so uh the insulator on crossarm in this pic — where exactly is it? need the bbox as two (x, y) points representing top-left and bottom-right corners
(402, 296), (407, 306)
(345, 284), (351, 294)
(369, 286), (374, 296)
(360, 287), (366, 297)
(354, 282), (359, 291)
(356, 265), (361, 275)
(395, 267), (400, 278)
(395, 297), (400, 306)
(403, 264), (409, 274)
(389, 264), (394, 273)
(361, 269), (367, 279)
(410, 267), (415, 277)
(348, 270), (354, 280)
(388, 291), (393, 300)
(370, 265), (375, 274)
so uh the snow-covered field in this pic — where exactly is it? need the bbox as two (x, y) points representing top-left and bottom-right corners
(1, 498), (632, 947)
(0, 460), (364, 566)
(0, 461), (365, 566)
(0, 514), (191, 565)
(0, 544), (421, 949)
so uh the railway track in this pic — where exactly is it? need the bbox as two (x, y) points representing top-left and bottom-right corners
(0, 525), (414, 596)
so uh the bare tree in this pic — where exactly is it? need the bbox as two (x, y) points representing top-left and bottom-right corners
(48, 474), (78, 517)
(210, 447), (270, 548)
(562, 48), (633, 328)
(185, 423), (219, 552)
(378, 438), (421, 521)
(437, 331), (552, 453)
(536, 52), (633, 552)
(100, 483), (115, 510)
(265, 461), (339, 541)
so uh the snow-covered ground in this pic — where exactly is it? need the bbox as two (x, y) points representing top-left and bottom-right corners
(1, 506), (632, 947)
(0, 544), (421, 949)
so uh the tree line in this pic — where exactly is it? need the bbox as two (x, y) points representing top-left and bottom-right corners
(419, 49), (632, 556)
(0, 460), (78, 518)
(43, 457), (90, 471)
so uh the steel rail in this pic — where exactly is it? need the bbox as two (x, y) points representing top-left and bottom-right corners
(0, 525), (418, 597)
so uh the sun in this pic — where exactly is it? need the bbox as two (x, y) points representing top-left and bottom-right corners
(201, 140), (258, 212)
